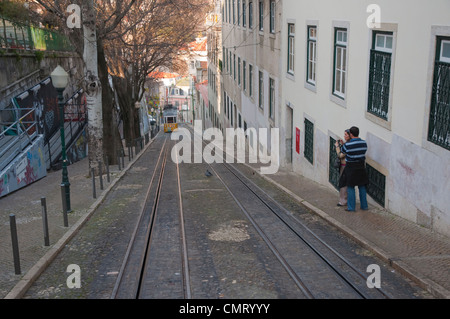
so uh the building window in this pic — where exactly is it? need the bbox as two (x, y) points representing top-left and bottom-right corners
(269, 1), (275, 34)
(249, 64), (253, 97)
(227, 96), (230, 119)
(233, 0), (235, 24)
(237, 0), (240, 26)
(366, 164), (386, 207)
(242, 0), (246, 27)
(307, 26), (317, 85)
(304, 118), (314, 164)
(259, 1), (263, 31)
(222, 0), (228, 22)
(229, 51), (232, 77)
(287, 23), (295, 75)
(223, 46), (225, 70)
(259, 70), (264, 109)
(367, 31), (393, 120)
(234, 53), (236, 81)
(428, 37), (450, 150)
(269, 78), (275, 120)
(231, 103), (234, 126)
(333, 28), (347, 98)
(243, 60), (247, 92)
(224, 91), (227, 116)
(238, 57), (241, 86)
(249, 1), (253, 29)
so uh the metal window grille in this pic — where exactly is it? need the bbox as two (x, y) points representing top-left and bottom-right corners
(366, 164), (386, 207)
(428, 60), (450, 150)
(367, 50), (391, 120)
(304, 118), (314, 164)
(329, 137), (340, 190)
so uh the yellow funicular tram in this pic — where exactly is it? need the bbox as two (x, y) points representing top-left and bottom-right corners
(163, 104), (178, 133)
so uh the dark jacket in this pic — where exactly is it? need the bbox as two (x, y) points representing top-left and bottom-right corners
(341, 161), (369, 187)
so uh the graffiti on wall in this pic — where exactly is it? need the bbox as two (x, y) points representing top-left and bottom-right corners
(67, 129), (87, 164)
(0, 136), (46, 198)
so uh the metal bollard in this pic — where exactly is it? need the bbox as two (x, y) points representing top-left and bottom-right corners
(9, 214), (21, 275)
(61, 184), (69, 227)
(117, 153), (121, 171)
(41, 197), (50, 246)
(121, 149), (125, 168)
(128, 146), (131, 161)
(106, 156), (110, 183)
(98, 160), (104, 190)
(92, 168), (96, 199)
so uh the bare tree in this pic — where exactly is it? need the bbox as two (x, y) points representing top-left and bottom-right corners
(106, 0), (211, 143)
(26, 0), (210, 168)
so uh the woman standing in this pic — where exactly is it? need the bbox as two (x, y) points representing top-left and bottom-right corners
(335, 129), (351, 206)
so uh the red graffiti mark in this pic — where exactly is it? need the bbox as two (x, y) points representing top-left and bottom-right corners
(399, 161), (414, 176)
(24, 160), (37, 184)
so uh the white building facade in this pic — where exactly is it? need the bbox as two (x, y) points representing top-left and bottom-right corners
(221, 0), (282, 163)
(207, 1), (223, 131)
(281, 0), (450, 236)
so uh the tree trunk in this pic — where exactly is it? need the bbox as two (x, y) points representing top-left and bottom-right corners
(98, 38), (123, 165)
(112, 76), (140, 146)
(83, 0), (103, 173)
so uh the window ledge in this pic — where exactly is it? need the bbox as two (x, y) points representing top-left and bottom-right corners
(286, 72), (295, 82)
(365, 111), (392, 131)
(305, 81), (317, 93)
(329, 93), (346, 108)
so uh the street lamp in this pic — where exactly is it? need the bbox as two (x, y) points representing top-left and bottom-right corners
(50, 65), (71, 212)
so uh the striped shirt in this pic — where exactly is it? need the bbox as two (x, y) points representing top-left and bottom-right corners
(342, 138), (367, 163)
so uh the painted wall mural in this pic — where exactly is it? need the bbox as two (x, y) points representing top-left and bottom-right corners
(0, 136), (46, 198)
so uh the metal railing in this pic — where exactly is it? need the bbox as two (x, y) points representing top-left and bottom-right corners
(0, 16), (74, 52)
(45, 91), (87, 168)
(0, 107), (37, 171)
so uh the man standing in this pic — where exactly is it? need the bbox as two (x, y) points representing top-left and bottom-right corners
(341, 126), (369, 212)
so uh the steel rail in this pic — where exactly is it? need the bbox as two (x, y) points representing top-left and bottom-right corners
(221, 163), (373, 299)
(174, 143), (192, 299)
(188, 126), (314, 298)
(136, 138), (170, 298)
(206, 163), (316, 298)
(110, 136), (167, 299)
(186, 124), (387, 299)
(225, 162), (393, 299)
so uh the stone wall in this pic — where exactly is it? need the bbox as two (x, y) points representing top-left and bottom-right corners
(0, 49), (84, 112)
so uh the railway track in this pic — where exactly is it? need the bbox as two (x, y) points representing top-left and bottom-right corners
(211, 162), (392, 299)
(187, 124), (391, 299)
(111, 135), (191, 299)
(113, 125), (391, 299)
